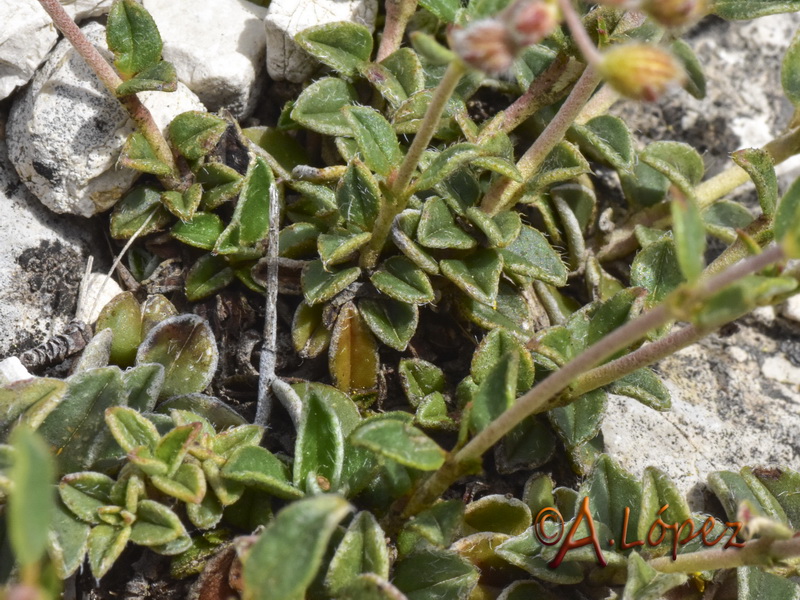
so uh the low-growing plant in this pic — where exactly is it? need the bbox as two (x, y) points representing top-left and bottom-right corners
(5, 0), (800, 597)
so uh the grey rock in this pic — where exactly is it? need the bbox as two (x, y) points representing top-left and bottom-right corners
(265, 0), (378, 83)
(0, 0), (115, 101)
(143, 0), (268, 119)
(0, 134), (104, 359)
(7, 21), (205, 217)
(603, 316), (800, 509)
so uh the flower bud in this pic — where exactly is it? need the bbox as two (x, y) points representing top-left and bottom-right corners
(642, 0), (707, 27)
(503, 0), (560, 47)
(600, 44), (686, 102)
(450, 0), (560, 75)
(450, 20), (516, 75)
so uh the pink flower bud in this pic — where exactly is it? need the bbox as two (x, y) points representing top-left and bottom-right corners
(503, 0), (560, 47)
(450, 20), (516, 75)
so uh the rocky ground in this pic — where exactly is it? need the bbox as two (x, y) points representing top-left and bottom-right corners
(0, 0), (799, 554)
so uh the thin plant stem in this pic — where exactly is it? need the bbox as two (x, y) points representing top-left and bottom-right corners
(400, 244), (785, 517)
(598, 125), (800, 262)
(649, 535), (800, 574)
(480, 66), (603, 216)
(569, 323), (708, 397)
(377, 0), (419, 62)
(557, 0), (603, 67)
(255, 183), (282, 427)
(574, 83), (620, 124)
(36, 0), (180, 189)
(478, 54), (576, 140)
(360, 60), (466, 269)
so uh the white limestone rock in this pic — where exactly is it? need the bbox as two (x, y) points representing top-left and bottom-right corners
(7, 21), (205, 217)
(0, 134), (104, 359)
(602, 317), (800, 509)
(75, 273), (124, 325)
(779, 293), (800, 323)
(143, 0), (268, 119)
(0, 0), (115, 101)
(265, 0), (377, 83)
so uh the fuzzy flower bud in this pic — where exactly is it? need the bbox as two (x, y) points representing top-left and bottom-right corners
(451, 0), (559, 75)
(600, 43), (686, 102)
(642, 0), (708, 27)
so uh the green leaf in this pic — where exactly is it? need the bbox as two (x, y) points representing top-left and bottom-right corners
(105, 406), (160, 453)
(110, 186), (172, 239)
(570, 115), (635, 172)
(222, 445), (303, 500)
(417, 197), (476, 250)
(359, 298), (419, 351)
(8, 428), (55, 567)
(58, 472), (114, 524)
(392, 548), (479, 600)
(350, 418), (446, 470)
(337, 574), (407, 600)
(608, 369), (671, 411)
(470, 352), (517, 435)
(548, 390), (608, 450)
(393, 89), (460, 137)
(157, 394), (246, 430)
(671, 39), (706, 99)
(501, 226), (568, 286)
(48, 500), (91, 579)
(671, 194), (706, 282)
(243, 495), (352, 600)
(392, 209), (441, 274)
(776, 176), (800, 257)
(640, 141), (704, 198)
(622, 552), (688, 600)
(135, 314), (219, 397)
(302, 260), (361, 306)
(399, 359), (446, 408)
(280, 222), (320, 258)
(96, 291), (142, 368)
(0, 378), (67, 434)
(441, 249), (503, 306)
(638, 467), (691, 556)
(786, 28), (800, 111)
(215, 157), (274, 254)
(737, 566), (800, 599)
(161, 183), (202, 222)
(151, 460), (206, 503)
(416, 144), (521, 191)
(329, 302), (380, 401)
(343, 106), (403, 177)
(692, 276), (797, 328)
(118, 132), (172, 176)
(106, 0), (162, 78)
(131, 499), (186, 546)
(702, 201), (754, 241)
(580, 454), (642, 543)
(750, 466), (800, 529)
(732, 148), (777, 217)
(397, 500), (464, 556)
(710, 0), (800, 19)
(318, 230), (372, 268)
(527, 142), (590, 193)
(587, 288), (642, 348)
(708, 470), (788, 524)
(496, 416), (556, 474)
(294, 388), (345, 492)
(296, 22), (373, 77)
(185, 254), (235, 301)
(197, 162), (244, 210)
(168, 111), (228, 161)
(292, 301), (332, 358)
(116, 60), (177, 95)
(172, 212), (226, 250)
(291, 77), (358, 136)
(337, 160), (382, 231)
(631, 238), (685, 310)
(471, 328), (535, 392)
(370, 256), (434, 304)
(326, 511), (390, 595)
(465, 494), (532, 536)
(420, 0), (460, 21)
(38, 368), (125, 473)
(88, 524), (130, 578)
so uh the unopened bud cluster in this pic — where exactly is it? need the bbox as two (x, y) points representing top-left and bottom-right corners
(450, 0), (559, 74)
(600, 43), (685, 101)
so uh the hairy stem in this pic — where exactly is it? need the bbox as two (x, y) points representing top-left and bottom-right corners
(599, 125), (800, 262)
(558, 0), (603, 67)
(376, 0), (419, 62)
(401, 244), (785, 517)
(36, 0), (180, 189)
(480, 66), (603, 216)
(649, 535), (800, 574)
(361, 61), (466, 269)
